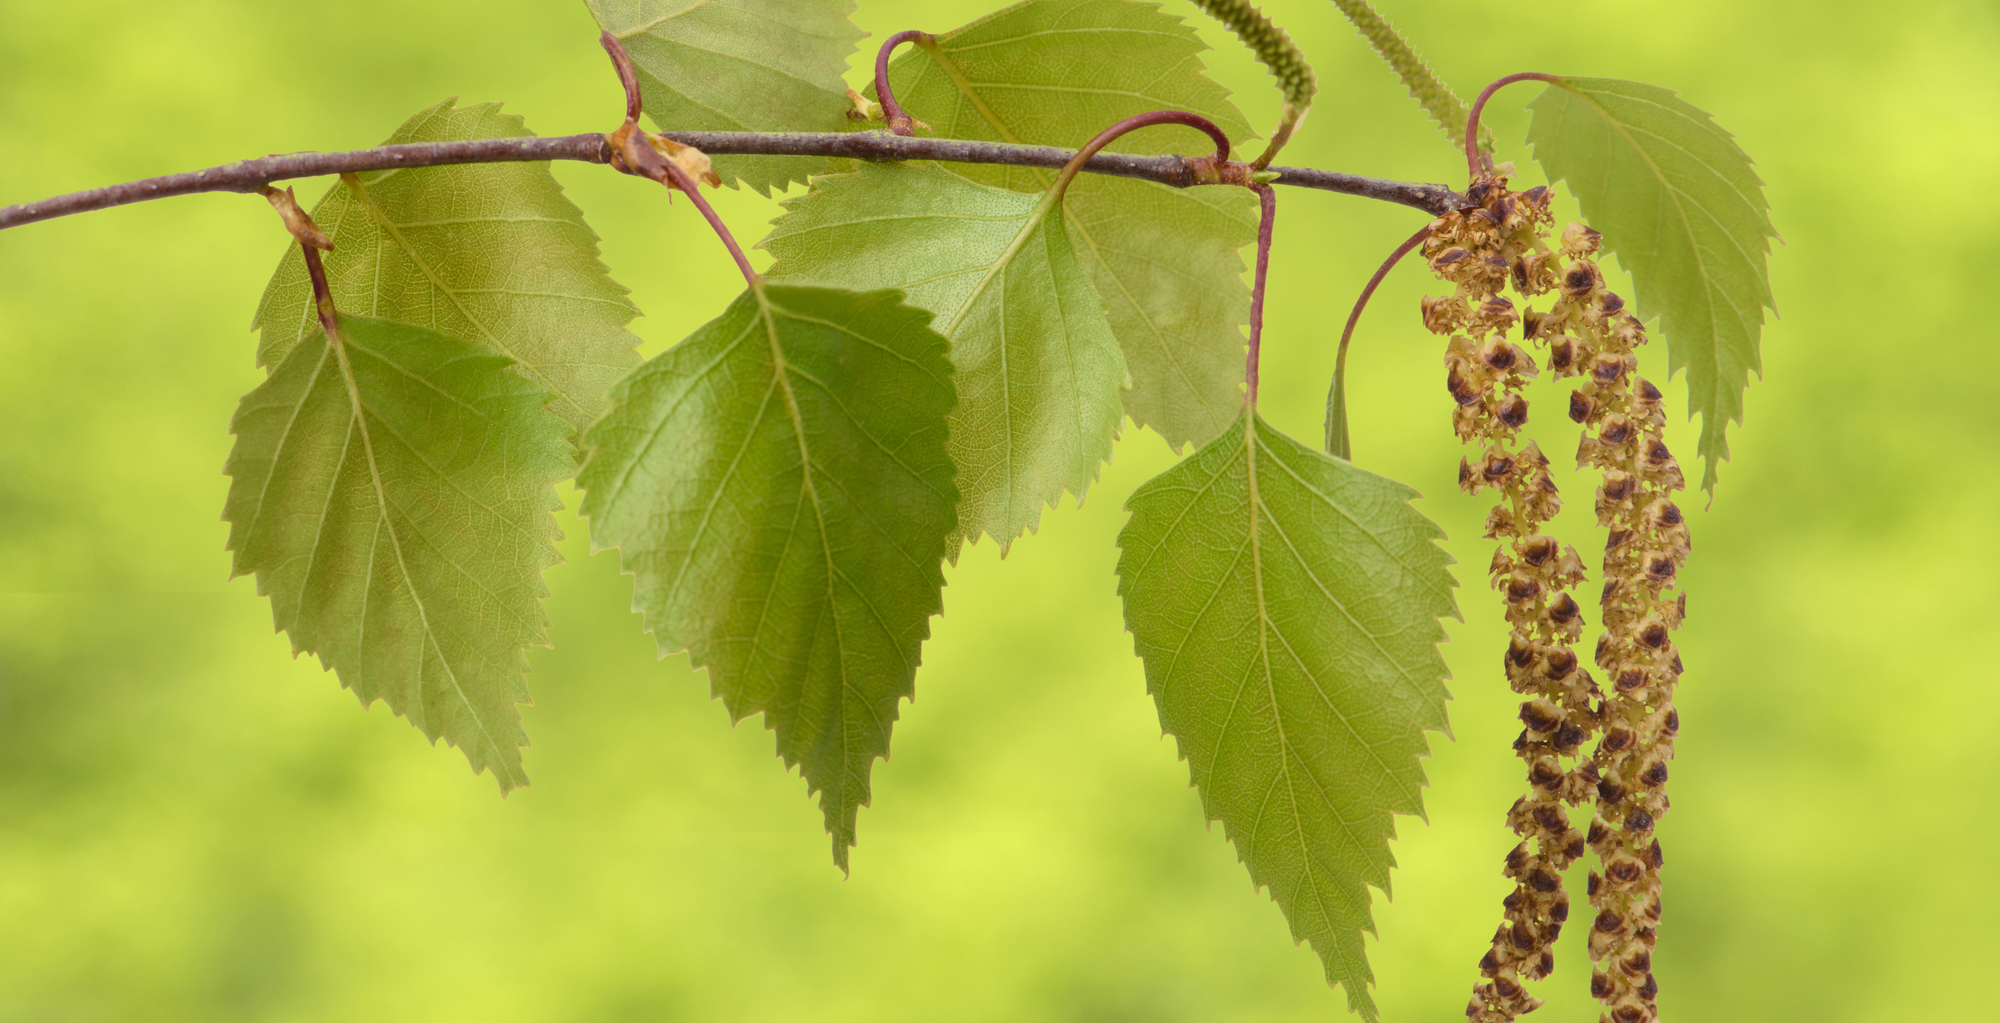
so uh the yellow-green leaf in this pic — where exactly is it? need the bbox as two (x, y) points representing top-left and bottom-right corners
(879, 0), (1258, 449)
(763, 161), (1126, 552)
(253, 99), (640, 431)
(587, 0), (863, 194)
(1116, 410), (1457, 1020)
(224, 315), (572, 790)
(577, 284), (957, 870)
(1526, 77), (1778, 492)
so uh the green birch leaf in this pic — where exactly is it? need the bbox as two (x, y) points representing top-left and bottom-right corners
(1115, 410), (1457, 1020)
(762, 161), (1126, 552)
(224, 315), (572, 791)
(586, 0), (862, 195)
(1524, 77), (1778, 492)
(253, 99), (641, 432)
(880, 0), (1258, 449)
(577, 284), (957, 870)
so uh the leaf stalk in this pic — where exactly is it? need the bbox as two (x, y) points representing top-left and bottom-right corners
(1246, 184), (1276, 409)
(1464, 72), (1560, 179)
(873, 30), (934, 137)
(1326, 224), (1429, 459)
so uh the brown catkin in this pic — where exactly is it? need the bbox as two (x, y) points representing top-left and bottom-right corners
(1530, 224), (1688, 1023)
(1421, 177), (1603, 1022)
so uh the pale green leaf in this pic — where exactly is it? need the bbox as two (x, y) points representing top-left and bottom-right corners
(881, 0), (1258, 449)
(577, 283), (957, 870)
(253, 98), (641, 432)
(586, 0), (862, 195)
(763, 161), (1126, 551)
(224, 315), (573, 790)
(1525, 77), (1777, 492)
(1115, 410), (1457, 1020)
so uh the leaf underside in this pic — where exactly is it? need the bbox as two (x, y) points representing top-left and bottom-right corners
(763, 161), (1126, 553)
(1116, 411), (1457, 1020)
(577, 284), (958, 871)
(253, 98), (641, 432)
(224, 315), (573, 790)
(881, 0), (1259, 451)
(1524, 77), (1777, 492)
(586, 0), (863, 195)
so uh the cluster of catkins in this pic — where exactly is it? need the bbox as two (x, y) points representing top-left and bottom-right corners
(1421, 175), (1689, 1023)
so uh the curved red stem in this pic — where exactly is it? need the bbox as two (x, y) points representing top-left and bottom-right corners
(875, 30), (932, 137)
(599, 31), (644, 125)
(1051, 110), (1233, 200)
(655, 158), (759, 288)
(1326, 224), (1430, 457)
(1464, 72), (1559, 180)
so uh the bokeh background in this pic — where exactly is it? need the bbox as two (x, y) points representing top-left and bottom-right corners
(2, 0), (1994, 1019)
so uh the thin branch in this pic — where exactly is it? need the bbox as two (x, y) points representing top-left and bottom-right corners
(0, 131), (1465, 232)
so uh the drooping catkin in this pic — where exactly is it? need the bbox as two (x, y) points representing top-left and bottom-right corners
(1528, 225), (1689, 1023)
(1420, 177), (1602, 1021)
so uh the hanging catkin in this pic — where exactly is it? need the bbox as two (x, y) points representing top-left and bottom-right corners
(1528, 223), (1688, 1023)
(1420, 176), (1603, 1021)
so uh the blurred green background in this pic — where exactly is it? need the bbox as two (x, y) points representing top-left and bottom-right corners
(2, 0), (1994, 1019)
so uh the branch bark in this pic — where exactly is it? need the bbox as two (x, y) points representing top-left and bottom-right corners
(0, 130), (1463, 231)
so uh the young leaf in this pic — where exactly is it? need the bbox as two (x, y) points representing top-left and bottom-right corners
(586, 0), (862, 195)
(1115, 410), (1457, 1020)
(224, 315), (573, 790)
(253, 99), (640, 432)
(880, 0), (1258, 450)
(1524, 77), (1778, 492)
(577, 284), (957, 871)
(762, 161), (1126, 552)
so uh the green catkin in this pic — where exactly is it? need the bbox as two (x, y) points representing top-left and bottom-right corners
(1421, 177), (1602, 1021)
(1185, 0), (1316, 168)
(1532, 224), (1688, 1023)
(1325, 0), (1491, 157)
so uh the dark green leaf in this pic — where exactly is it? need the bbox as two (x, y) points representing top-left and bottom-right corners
(577, 284), (957, 870)
(587, 0), (863, 194)
(253, 99), (640, 432)
(881, 0), (1257, 449)
(1525, 77), (1778, 492)
(224, 315), (573, 790)
(763, 161), (1126, 551)
(1116, 410), (1457, 1020)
